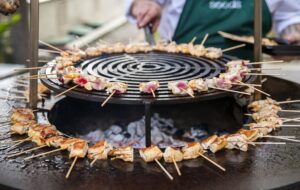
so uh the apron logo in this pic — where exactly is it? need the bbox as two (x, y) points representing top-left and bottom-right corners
(209, 0), (242, 9)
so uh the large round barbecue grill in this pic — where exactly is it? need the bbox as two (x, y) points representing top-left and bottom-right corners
(40, 52), (256, 146)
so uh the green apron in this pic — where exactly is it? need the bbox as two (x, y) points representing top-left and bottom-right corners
(173, 0), (272, 60)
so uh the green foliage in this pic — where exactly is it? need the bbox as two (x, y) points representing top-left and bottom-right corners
(0, 13), (21, 34)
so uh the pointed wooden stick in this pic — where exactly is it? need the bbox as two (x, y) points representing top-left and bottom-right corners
(154, 159), (174, 180)
(252, 142), (286, 145)
(278, 100), (300, 104)
(210, 87), (251, 95)
(280, 125), (300, 127)
(262, 135), (296, 139)
(248, 68), (282, 71)
(200, 33), (209, 46)
(264, 136), (300, 143)
(55, 85), (79, 98)
(237, 81), (270, 97)
(21, 74), (56, 80)
(280, 110), (300, 113)
(246, 60), (284, 65)
(283, 117), (300, 123)
(39, 40), (64, 52)
(101, 90), (116, 107)
(7, 145), (47, 158)
(172, 157), (181, 176)
(222, 44), (246, 53)
(189, 36), (197, 44)
(245, 73), (284, 76)
(39, 49), (61, 54)
(24, 148), (64, 160)
(199, 153), (226, 172)
(151, 89), (156, 98)
(14, 66), (52, 71)
(66, 157), (78, 179)
(7, 138), (31, 151)
(181, 89), (194, 98)
(90, 157), (98, 167)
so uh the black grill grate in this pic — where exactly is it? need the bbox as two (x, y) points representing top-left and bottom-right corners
(41, 52), (255, 105)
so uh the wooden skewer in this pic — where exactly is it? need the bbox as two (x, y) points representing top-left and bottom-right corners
(262, 135), (296, 139)
(199, 153), (226, 172)
(264, 136), (300, 143)
(90, 157), (98, 167)
(200, 33), (209, 46)
(280, 125), (300, 127)
(189, 36), (197, 44)
(101, 90), (116, 107)
(14, 66), (52, 71)
(245, 73), (284, 76)
(24, 148), (64, 160)
(39, 49), (61, 54)
(27, 77), (59, 80)
(280, 110), (300, 113)
(21, 74), (56, 79)
(237, 81), (270, 97)
(283, 117), (300, 123)
(6, 145), (47, 158)
(248, 68), (282, 71)
(210, 87), (251, 96)
(151, 89), (156, 98)
(7, 138), (31, 151)
(39, 40), (64, 52)
(252, 142), (286, 145)
(154, 159), (174, 180)
(55, 85), (79, 98)
(278, 100), (300, 104)
(246, 60), (284, 65)
(181, 89), (195, 98)
(66, 157), (78, 179)
(222, 44), (246, 53)
(172, 157), (181, 176)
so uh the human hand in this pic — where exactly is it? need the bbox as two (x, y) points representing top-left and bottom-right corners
(281, 24), (300, 45)
(130, 0), (162, 32)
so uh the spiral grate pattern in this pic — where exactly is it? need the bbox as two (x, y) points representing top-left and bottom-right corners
(41, 52), (254, 104)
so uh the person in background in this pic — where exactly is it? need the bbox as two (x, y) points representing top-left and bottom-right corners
(125, 0), (300, 59)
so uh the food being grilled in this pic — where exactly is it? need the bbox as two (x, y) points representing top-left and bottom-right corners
(163, 147), (183, 163)
(88, 140), (113, 160)
(0, 0), (20, 15)
(205, 47), (222, 59)
(110, 146), (133, 162)
(188, 78), (209, 92)
(181, 142), (204, 160)
(106, 82), (128, 94)
(139, 145), (163, 162)
(68, 140), (89, 158)
(11, 108), (35, 124)
(223, 134), (248, 151)
(237, 129), (259, 142)
(139, 81), (160, 94)
(168, 81), (194, 96)
(10, 120), (36, 135)
(209, 137), (228, 153)
(28, 124), (59, 146)
(201, 135), (218, 150)
(45, 136), (66, 148)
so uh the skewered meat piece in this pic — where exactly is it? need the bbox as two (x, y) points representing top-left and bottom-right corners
(181, 142), (204, 160)
(223, 134), (248, 151)
(59, 66), (81, 84)
(85, 47), (102, 57)
(69, 141), (89, 158)
(45, 136), (66, 148)
(73, 75), (93, 91)
(0, 0), (20, 15)
(125, 43), (140, 53)
(251, 110), (279, 121)
(218, 72), (243, 83)
(176, 43), (190, 54)
(237, 129), (259, 142)
(250, 104), (281, 113)
(209, 137), (228, 153)
(190, 45), (207, 57)
(110, 146), (133, 162)
(139, 145), (163, 162)
(226, 60), (248, 68)
(60, 138), (86, 150)
(249, 121), (280, 132)
(88, 140), (113, 160)
(188, 78), (208, 92)
(11, 108), (35, 124)
(214, 77), (232, 89)
(168, 81), (194, 96)
(248, 98), (278, 110)
(201, 135), (218, 149)
(205, 47), (222, 59)
(139, 81), (160, 94)
(10, 120), (36, 135)
(165, 42), (178, 53)
(112, 42), (126, 53)
(254, 115), (283, 126)
(205, 78), (218, 88)
(27, 124), (58, 140)
(153, 41), (167, 51)
(86, 75), (108, 91)
(163, 147), (183, 163)
(98, 44), (114, 54)
(106, 82), (128, 94)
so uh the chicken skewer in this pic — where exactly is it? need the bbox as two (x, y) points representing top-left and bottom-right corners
(139, 81), (160, 98)
(101, 82), (128, 107)
(163, 147), (183, 176)
(88, 140), (113, 166)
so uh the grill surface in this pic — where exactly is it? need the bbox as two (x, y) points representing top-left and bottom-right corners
(40, 52), (255, 104)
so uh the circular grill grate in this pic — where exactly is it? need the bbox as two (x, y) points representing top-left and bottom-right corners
(41, 52), (255, 105)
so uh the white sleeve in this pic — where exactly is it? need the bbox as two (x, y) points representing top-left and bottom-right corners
(266, 0), (300, 34)
(124, 0), (170, 23)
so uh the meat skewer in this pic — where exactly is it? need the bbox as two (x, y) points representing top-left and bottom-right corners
(163, 147), (183, 176)
(88, 140), (113, 166)
(168, 81), (194, 98)
(139, 145), (173, 180)
(101, 82), (128, 107)
(110, 146), (133, 162)
(139, 81), (160, 98)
